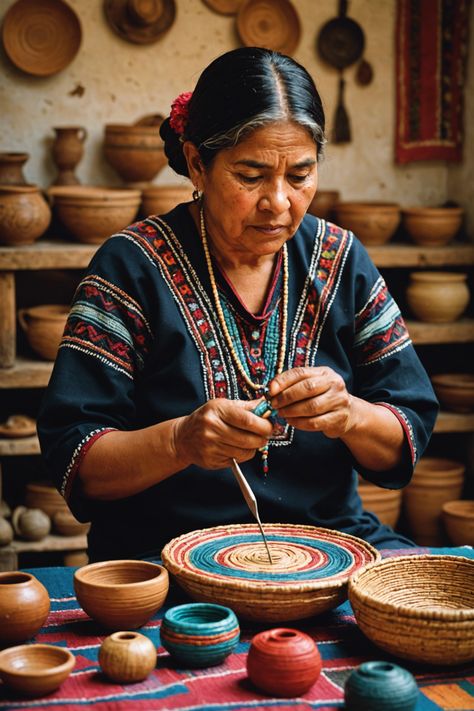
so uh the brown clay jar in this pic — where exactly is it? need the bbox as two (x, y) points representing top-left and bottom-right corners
(51, 126), (87, 185)
(406, 271), (470, 323)
(247, 628), (322, 697)
(0, 571), (50, 644)
(0, 185), (51, 246)
(0, 152), (29, 185)
(99, 631), (157, 682)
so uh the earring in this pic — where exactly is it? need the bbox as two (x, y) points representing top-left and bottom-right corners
(192, 188), (201, 202)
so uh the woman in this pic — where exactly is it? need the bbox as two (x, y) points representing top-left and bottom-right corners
(38, 47), (438, 562)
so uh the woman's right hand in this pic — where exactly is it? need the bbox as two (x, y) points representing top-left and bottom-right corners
(172, 399), (274, 470)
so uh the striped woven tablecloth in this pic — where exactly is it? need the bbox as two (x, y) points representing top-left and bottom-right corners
(0, 546), (473, 711)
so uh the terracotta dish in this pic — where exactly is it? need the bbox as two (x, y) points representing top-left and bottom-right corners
(104, 0), (176, 44)
(402, 207), (463, 246)
(0, 414), (36, 438)
(1, 0), (81, 77)
(334, 202), (401, 245)
(0, 644), (75, 696)
(442, 500), (474, 546)
(203, 0), (245, 14)
(236, 0), (301, 56)
(430, 373), (474, 413)
(349, 555), (474, 665)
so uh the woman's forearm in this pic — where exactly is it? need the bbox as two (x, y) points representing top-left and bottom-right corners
(341, 397), (405, 472)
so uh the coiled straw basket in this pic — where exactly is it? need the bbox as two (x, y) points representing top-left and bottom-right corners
(349, 555), (474, 665)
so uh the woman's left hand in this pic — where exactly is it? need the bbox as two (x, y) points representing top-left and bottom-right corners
(268, 366), (356, 438)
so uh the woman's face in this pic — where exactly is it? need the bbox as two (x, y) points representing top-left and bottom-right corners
(185, 121), (318, 263)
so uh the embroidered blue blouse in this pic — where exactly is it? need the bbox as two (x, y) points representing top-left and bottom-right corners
(37, 205), (438, 561)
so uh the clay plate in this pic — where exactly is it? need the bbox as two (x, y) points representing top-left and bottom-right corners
(0, 414), (36, 439)
(236, 0), (301, 56)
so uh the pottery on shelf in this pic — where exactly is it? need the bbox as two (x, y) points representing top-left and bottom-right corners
(74, 559), (169, 630)
(140, 184), (193, 217)
(51, 126), (87, 185)
(18, 304), (69, 361)
(402, 206), (463, 246)
(0, 185), (51, 246)
(12, 506), (51, 541)
(48, 185), (141, 243)
(0, 152), (29, 184)
(160, 603), (240, 667)
(358, 480), (402, 529)
(442, 500), (474, 546)
(53, 509), (91, 537)
(0, 517), (14, 547)
(99, 631), (157, 683)
(247, 628), (322, 697)
(104, 118), (166, 186)
(431, 373), (474, 413)
(344, 661), (418, 711)
(25, 481), (69, 518)
(406, 271), (470, 323)
(334, 202), (401, 245)
(0, 644), (75, 696)
(0, 571), (50, 644)
(0, 414), (36, 438)
(307, 190), (340, 220)
(402, 457), (465, 546)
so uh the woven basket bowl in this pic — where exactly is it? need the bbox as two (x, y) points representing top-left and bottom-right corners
(161, 523), (379, 622)
(349, 555), (474, 665)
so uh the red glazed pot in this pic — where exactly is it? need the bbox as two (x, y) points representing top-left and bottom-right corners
(0, 572), (50, 644)
(247, 628), (321, 697)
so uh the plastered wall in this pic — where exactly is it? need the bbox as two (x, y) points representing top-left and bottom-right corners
(0, 0), (472, 231)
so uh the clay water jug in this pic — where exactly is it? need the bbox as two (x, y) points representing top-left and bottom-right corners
(0, 152), (29, 185)
(51, 126), (87, 185)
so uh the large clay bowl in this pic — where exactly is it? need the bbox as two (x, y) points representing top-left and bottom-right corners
(307, 190), (340, 220)
(25, 481), (69, 517)
(0, 572), (50, 644)
(406, 271), (470, 323)
(74, 560), (169, 630)
(349, 555), (474, 665)
(0, 644), (75, 696)
(402, 207), (463, 246)
(104, 124), (166, 184)
(48, 186), (141, 244)
(0, 185), (51, 246)
(431, 373), (474, 413)
(161, 523), (379, 622)
(442, 500), (474, 546)
(18, 304), (69, 361)
(334, 202), (401, 245)
(141, 185), (193, 217)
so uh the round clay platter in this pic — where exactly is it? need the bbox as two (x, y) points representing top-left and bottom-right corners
(236, 0), (301, 56)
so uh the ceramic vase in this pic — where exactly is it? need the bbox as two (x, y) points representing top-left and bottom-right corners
(160, 603), (240, 667)
(344, 661), (418, 711)
(0, 152), (29, 185)
(51, 126), (87, 185)
(99, 631), (156, 682)
(406, 271), (470, 323)
(246, 628), (321, 697)
(0, 571), (50, 644)
(0, 185), (51, 246)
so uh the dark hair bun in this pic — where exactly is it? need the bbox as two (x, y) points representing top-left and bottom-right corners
(159, 118), (190, 178)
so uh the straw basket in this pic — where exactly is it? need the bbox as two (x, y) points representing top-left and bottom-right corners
(161, 523), (379, 622)
(349, 555), (474, 665)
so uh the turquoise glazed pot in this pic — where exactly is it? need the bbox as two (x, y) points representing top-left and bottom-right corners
(344, 661), (418, 711)
(160, 603), (240, 667)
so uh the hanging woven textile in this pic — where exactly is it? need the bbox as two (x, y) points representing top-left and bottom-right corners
(395, 0), (471, 164)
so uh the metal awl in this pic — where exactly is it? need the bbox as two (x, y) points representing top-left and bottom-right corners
(230, 458), (273, 564)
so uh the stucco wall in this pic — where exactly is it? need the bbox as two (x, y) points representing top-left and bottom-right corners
(0, 0), (472, 228)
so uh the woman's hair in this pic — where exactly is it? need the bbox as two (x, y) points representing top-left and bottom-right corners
(160, 47), (326, 178)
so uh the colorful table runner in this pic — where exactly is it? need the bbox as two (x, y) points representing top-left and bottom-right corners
(0, 546), (473, 710)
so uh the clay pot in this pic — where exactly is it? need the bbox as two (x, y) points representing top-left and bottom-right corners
(53, 509), (91, 537)
(442, 500), (474, 546)
(406, 271), (470, 323)
(334, 202), (401, 245)
(0, 644), (75, 696)
(74, 560), (169, 630)
(25, 481), (68, 518)
(402, 207), (463, 246)
(344, 661), (418, 711)
(48, 185), (141, 244)
(431, 373), (474, 413)
(0, 185), (51, 246)
(18, 304), (69, 361)
(51, 126), (87, 185)
(104, 122), (166, 185)
(0, 517), (14, 546)
(99, 631), (156, 682)
(403, 457), (465, 546)
(141, 185), (193, 217)
(12, 506), (51, 541)
(0, 571), (50, 644)
(358, 481), (402, 528)
(63, 551), (89, 567)
(161, 603), (240, 667)
(0, 152), (29, 185)
(307, 190), (340, 220)
(247, 628), (321, 697)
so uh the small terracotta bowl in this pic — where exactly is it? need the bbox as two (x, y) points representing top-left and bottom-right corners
(74, 560), (169, 630)
(402, 207), (463, 246)
(442, 500), (474, 546)
(431, 373), (474, 413)
(0, 644), (75, 696)
(160, 603), (240, 667)
(334, 202), (401, 245)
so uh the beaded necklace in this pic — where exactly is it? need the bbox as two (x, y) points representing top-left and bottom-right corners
(199, 204), (288, 475)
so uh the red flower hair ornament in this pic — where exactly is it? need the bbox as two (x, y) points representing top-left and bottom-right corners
(169, 91), (192, 136)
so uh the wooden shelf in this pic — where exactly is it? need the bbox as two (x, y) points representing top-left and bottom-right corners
(0, 357), (53, 388)
(368, 242), (474, 267)
(406, 318), (474, 344)
(434, 411), (474, 433)
(0, 240), (96, 271)
(0, 435), (40, 456)
(3, 533), (87, 554)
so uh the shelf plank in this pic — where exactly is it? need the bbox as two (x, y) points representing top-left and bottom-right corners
(368, 242), (474, 267)
(0, 358), (53, 388)
(434, 411), (474, 433)
(406, 318), (474, 344)
(0, 435), (40, 456)
(2, 534), (87, 554)
(0, 240), (97, 271)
